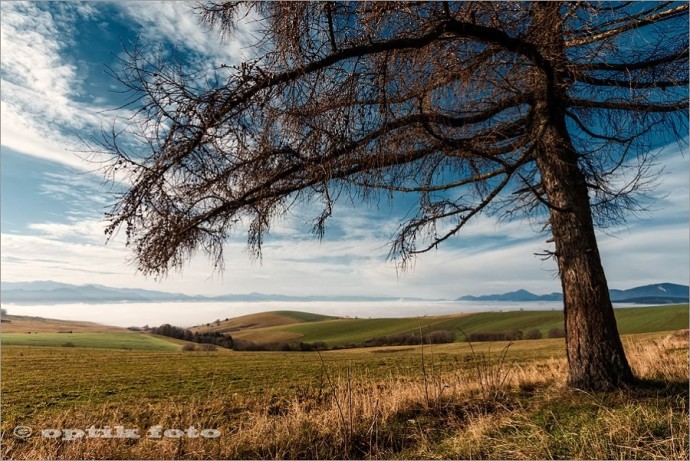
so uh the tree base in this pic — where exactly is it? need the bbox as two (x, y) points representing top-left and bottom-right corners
(567, 367), (636, 391)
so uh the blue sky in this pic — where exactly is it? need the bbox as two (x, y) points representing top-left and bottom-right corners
(1, 2), (688, 299)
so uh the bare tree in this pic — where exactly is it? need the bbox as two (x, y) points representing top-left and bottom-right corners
(100, 1), (688, 390)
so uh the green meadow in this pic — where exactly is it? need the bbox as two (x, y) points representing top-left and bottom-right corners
(1, 306), (687, 459)
(0, 332), (180, 350)
(211, 304), (689, 347)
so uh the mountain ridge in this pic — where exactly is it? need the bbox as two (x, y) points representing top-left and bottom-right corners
(1, 280), (687, 305)
(0, 281), (437, 305)
(458, 283), (688, 304)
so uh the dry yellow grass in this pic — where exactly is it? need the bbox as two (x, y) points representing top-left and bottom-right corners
(2, 330), (687, 460)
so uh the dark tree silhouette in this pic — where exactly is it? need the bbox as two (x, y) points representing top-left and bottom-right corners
(100, 2), (688, 390)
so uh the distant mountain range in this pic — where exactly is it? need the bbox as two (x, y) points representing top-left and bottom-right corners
(0, 281), (433, 305)
(1, 281), (686, 305)
(458, 289), (564, 302)
(458, 283), (689, 304)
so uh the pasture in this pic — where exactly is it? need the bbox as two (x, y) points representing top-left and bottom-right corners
(0, 315), (124, 333)
(0, 332), (180, 351)
(2, 328), (688, 459)
(1, 306), (687, 459)
(193, 304), (689, 347)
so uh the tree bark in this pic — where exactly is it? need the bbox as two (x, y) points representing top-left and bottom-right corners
(531, 3), (634, 390)
(535, 124), (635, 390)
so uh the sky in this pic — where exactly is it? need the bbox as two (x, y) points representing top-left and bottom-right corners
(1, 1), (688, 300)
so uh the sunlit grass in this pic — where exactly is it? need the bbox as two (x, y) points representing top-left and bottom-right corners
(0, 332), (179, 351)
(1, 330), (687, 459)
(224, 305), (689, 346)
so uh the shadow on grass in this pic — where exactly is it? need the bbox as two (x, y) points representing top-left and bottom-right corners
(627, 378), (689, 397)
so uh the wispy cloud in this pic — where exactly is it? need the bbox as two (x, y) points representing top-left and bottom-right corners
(0, 2), (114, 170)
(113, 1), (258, 65)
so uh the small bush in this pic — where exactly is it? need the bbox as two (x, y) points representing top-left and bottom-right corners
(424, 329), (454, 344)
(312, 341), (328, 350)
(61, 342), (75, 348)
(524, 329), (542, 340)
(182, 343), (197, 351)
(467, 330), (523, 342)
(548, 327), (566, 338)
(197, 344), (217, 351)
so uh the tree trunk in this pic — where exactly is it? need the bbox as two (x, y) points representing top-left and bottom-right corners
(530, 3), (635, 391)
(535, 127), (635, 390)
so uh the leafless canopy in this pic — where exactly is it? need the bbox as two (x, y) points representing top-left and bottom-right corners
(100, 1), (688, 276)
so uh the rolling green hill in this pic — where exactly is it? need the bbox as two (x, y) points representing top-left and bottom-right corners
(1, 315), (124, 333)
(224, 305), (689, 347)
(3, 305), (685, 351)
(1, 332), (181, 350)
(190, 310), (337, 335)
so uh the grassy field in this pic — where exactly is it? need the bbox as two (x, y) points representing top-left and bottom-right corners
(1, 307), (687, 458)
(1, 329), (687, 459)
(1, 315), (124, 333)
(0, 332), (180, 351)
(202, 304), (689, 346)
(3, 305), (686, 350)
(0, 315), (180, 350)
(1, 337), (565, 421)
(189, 310), (337, 334)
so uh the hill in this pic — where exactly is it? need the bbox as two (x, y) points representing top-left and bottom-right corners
(0, 281), (200, 304)
(0, 314), (125, 333)
(609, 283), (689, 303)
(0, 281), (432, 305)
(190, 310), (337, 334)
(459, 289), (563, 302)
(194, 304), (689, 348)
(458, 282), (688, 303)
(0, 315), (183, 350)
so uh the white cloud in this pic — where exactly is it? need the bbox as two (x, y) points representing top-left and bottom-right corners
(113, 1), (257, 65)
(0, 233), (130, 280)
(0, 3), (126, 172)
(0, 3), (78, 106)
(27, 219), (108, 243)
(0, 101), (86, 170)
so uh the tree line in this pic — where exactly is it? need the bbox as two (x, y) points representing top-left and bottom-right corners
(148, 324), (235, 350)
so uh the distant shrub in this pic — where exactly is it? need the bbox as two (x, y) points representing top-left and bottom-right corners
(467, 330), (523, 342)
(548, 327), (566, 338)
(197, 343), (217, 351)
(424, 330), (454, 344)
(312, 341), (328, 351)
(358, 330), (454, 349)
(233, 339), (259, 351)
(62, 342), (76, 348)
(151, 324), (233, 349)
(232, 339), (329, 352)
(182, 343), (196, 351)
(524, 329), (543, 340)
